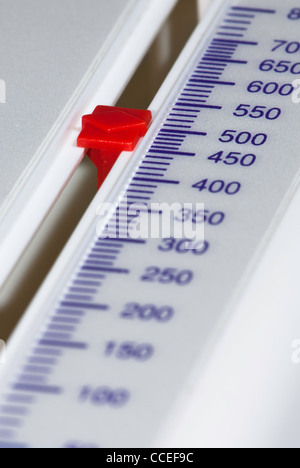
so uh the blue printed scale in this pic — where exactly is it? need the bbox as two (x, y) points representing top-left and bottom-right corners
(0, 0), (300, 447)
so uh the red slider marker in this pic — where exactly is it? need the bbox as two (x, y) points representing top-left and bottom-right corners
(77, 106), (152, 189)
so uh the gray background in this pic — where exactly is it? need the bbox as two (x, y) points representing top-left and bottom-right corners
(0, 0), (133, 203)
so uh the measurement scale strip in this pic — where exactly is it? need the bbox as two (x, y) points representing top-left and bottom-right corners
(1, 0), (300, 447)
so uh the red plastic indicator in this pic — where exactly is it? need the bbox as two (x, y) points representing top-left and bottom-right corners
(77, 106), (152, 189)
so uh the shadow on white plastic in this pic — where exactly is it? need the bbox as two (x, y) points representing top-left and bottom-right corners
(0, 340), (6, 364)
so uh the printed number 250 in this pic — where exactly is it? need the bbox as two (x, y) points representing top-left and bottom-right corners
(141, 267), (194, 286)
